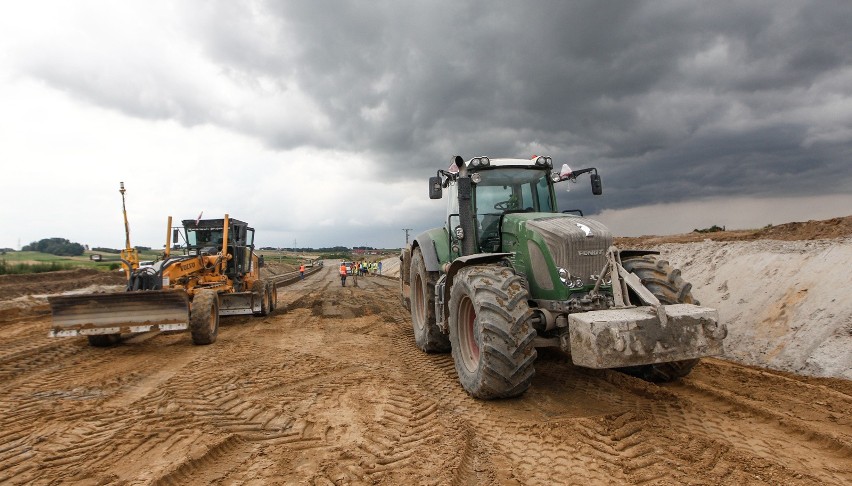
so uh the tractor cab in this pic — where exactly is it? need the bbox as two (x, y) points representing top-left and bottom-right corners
(468, 165), (556, 252)
(436, 157), (573, 256)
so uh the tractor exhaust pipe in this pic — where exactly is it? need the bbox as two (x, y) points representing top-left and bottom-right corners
(455, 157), (477, 256)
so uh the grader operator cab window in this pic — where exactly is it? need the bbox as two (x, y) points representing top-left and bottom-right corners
(187, 229), (223, 247)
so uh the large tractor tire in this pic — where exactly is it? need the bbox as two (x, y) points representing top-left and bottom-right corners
(409, 247), (450, 353)
(400, 248), (411, 311)
(619, 254), (699, 382)
(87, 334), (121, 347)
(253, 279), (270, 316)
(268, 282), (277, 313)
(448, 265), (537, 399)
(190, 289), (219, 345)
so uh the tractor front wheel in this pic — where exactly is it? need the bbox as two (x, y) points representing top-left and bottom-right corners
(448, 265), (537, 399)
(619, 254), (700, 381)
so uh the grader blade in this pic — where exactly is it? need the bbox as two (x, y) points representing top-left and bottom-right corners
(48, 290), (190, 337)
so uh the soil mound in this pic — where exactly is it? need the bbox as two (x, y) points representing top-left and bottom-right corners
(617, 215), (852, 246)
(0, 268), (124, 301)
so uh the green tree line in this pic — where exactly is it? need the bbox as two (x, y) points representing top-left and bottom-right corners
(22, 237), (85, 256)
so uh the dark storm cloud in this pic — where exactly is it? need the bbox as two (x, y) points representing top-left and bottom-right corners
(252, 0), (852, 205)
(24, 0), (852, 211)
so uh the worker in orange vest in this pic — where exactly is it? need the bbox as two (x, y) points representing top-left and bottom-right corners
(339, 262), (347, 286)
(299, 263), (305, 279)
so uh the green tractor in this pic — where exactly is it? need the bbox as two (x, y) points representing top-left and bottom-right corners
(399, 156), (727, 399)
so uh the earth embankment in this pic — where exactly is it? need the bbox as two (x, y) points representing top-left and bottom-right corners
(647, 237), (852, 380)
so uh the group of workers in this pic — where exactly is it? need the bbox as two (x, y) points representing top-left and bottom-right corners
(338, 260), (382, 286)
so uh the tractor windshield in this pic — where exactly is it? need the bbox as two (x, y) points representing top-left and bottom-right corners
(473, 168), (554, 250)
(473, 168), (554, 217)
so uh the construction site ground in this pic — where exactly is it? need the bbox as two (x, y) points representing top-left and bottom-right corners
(1, 219), (851, 485)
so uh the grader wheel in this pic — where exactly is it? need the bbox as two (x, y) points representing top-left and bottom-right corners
(254, 279), (270, 316)
(268, 282), (277, 313)
(190, 289), (219, 345)
(87, 334), (121, 347)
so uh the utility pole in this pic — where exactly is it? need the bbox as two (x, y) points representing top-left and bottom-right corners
(402, 228), (412, 245)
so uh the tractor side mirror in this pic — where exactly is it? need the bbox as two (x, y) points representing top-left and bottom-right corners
(591, 174), (603, 195)
(172, 228), (180, 244)
(258, 255), (264, 268)
(429, 176), (443, 199)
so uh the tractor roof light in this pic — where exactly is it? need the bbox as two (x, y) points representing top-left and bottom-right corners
(469, 156), (490, 168)
(534, 156), (552, 168)
(471, 173), (482, 183)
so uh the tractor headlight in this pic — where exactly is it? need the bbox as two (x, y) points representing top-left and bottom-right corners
(455, 226), (464, 240)
(558, 267), (569, 284)
(480, 156), (490, 166)
(471, 173), (482, 183)
(471, 158), (481, 167)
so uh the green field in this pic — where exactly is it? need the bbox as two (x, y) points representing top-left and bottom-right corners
(256, 251), (319, 266)
(0, 250), (163, 275)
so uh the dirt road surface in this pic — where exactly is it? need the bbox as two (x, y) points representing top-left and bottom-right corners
(1, 264), (850, 485)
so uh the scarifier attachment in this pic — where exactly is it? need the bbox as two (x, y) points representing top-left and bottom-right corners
(219, 292), (260, 315)
(48, 290), (190, 337)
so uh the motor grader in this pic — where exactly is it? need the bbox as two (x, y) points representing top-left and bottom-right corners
(48, 183), (276, 347)
(400, 156), (727, 399)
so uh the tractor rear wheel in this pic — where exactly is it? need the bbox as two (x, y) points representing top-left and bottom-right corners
(448, 265), (537, 399)
(190, 289), (219, 345)
(409, 247), (449, 353)
(619, 254), (699, 381)
(400, 248), (411, 311)
(87, 334), (121, 347)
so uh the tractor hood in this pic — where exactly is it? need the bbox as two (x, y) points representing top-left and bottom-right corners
(507, 214), (612, 291)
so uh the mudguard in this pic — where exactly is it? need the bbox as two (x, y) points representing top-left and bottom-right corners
(412, 229), (446, 272)
(438, 252), (514, 324)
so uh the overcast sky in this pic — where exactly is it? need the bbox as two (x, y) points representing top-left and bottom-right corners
(2, 1), (851, 250)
